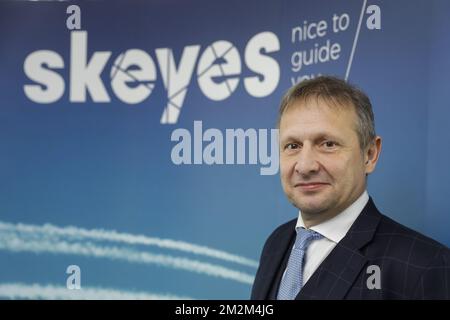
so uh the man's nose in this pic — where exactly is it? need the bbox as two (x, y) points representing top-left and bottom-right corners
(294, 144), (320, 176)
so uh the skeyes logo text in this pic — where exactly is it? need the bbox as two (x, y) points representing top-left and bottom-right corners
(23, 31), (280, 124)
(23, 30), (281, 175)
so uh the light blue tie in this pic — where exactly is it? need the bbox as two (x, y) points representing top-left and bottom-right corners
(277, 228), (323, 300)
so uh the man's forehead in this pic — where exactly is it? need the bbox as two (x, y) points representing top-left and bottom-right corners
(279, 126), (345, 141)
(279, 98), (359, 140)
(281, 102), (354, 125)
(285, 95), (355, 115)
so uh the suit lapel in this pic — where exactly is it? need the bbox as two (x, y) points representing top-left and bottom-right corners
(267, 233), (295, 299)
(255, 221), (296, 300)
(296, 198), (382, 299)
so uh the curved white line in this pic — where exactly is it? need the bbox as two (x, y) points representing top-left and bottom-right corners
(0, 283), (193, 300)
(0, 221), (258, 268)
(0, 232), (255, 285)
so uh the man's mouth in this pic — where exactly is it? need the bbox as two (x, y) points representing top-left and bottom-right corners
(295, 182), (329, 191)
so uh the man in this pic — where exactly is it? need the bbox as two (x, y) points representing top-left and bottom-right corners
(251, 76), (450, 300)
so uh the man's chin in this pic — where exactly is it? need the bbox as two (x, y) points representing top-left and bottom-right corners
(292, 197), (332, 215)
(298, 204), (329, 216)
(289, 199), (319, 212)
(288, 189), (332, 209)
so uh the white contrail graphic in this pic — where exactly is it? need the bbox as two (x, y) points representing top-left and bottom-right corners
(0, 231), (255, 285)
(0, 283), (193, 300)
(0, 221), (258, 268)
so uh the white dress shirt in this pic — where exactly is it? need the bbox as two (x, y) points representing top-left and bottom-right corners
(281, 190), (369, 286)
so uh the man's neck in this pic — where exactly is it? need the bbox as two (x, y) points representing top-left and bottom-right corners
(300, 191), (367, 229)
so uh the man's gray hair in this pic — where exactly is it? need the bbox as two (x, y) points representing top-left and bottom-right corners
(277, 75), (376, 150)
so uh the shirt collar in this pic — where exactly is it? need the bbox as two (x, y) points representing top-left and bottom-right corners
(295, 190), (369, 243)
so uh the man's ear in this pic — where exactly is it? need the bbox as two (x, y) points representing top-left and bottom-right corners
(365, 136), (382, 174)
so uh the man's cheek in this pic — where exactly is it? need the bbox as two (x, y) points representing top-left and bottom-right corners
(279, 165), (290, 180)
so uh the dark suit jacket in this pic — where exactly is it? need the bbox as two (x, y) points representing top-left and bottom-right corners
(251, 198), (450, 299)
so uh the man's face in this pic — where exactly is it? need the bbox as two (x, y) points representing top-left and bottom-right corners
(279, 98), (370, 223)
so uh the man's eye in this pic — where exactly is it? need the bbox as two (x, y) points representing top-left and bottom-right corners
(285, 143), (299, 150)
(323, 141), (337, 148)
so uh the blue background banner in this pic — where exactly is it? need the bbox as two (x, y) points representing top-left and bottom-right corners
(0, 0), (449, 299)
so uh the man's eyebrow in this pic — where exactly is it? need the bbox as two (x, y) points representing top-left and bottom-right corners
(280, 131), (341, 142)
(314, 133), (342, 141)
(279, 134), (300, 143)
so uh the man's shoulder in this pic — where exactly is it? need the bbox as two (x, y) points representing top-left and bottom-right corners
(259, 218), (296, 254)
(377, 212), (448, 250)
(364, 211), (450, 298)
(267, 218), (296, 241)
(370, 212), (449, 264)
